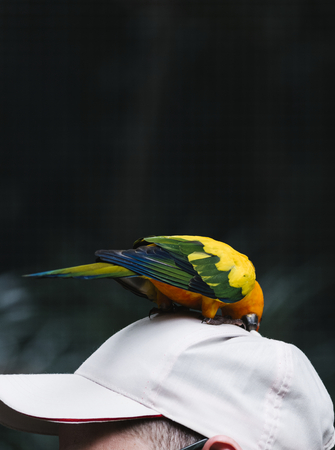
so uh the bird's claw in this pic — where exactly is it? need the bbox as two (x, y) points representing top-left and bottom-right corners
(201, 314), (246, 329)
(149, 307), (162, 318)
(149, 304), (190, 319)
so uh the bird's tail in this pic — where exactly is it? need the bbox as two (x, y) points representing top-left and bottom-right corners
(23, 262), (136, 279)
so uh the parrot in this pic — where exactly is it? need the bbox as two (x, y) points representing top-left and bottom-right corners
(24, 235), (264, 331)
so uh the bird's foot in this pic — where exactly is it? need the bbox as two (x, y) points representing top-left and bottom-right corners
(201, 314), (246, 329)
(149, 306), (162, 318)
(149, 304), (189, 318)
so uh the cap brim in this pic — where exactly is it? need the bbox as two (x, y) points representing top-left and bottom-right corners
(0, 373), (162, 435)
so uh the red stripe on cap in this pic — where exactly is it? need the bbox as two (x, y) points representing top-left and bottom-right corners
(31, 414), (163, 423)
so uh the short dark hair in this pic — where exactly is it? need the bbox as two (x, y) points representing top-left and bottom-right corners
(123, 417), (205, 450)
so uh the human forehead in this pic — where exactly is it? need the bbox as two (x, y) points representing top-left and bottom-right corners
(58, 422), (149, 450)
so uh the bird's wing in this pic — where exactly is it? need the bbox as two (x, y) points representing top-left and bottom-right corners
(142, 235), (256, 302)
(95, 245), (218, 299)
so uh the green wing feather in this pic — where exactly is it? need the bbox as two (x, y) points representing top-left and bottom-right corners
(143, 235), (256, 301)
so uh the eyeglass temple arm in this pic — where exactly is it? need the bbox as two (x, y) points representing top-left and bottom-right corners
(180, 438), (209, 450)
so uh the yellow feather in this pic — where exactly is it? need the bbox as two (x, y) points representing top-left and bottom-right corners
(188, 252), (212, 261)
(171, 235), (255, 296)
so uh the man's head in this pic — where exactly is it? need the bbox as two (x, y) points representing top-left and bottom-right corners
(0, 311), (334, 450)
(58, 417), (242, 450)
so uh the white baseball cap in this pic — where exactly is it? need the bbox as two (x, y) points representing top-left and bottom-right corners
(0, 311), (334, 450)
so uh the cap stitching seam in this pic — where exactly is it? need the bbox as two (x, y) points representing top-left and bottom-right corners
(256, 342), (293, 450)
(324, 431), (335, 450)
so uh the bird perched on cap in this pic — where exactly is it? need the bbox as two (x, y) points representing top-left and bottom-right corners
(25, 235), (264, 331)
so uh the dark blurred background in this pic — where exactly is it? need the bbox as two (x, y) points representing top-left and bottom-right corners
(1, 0), (335, 448)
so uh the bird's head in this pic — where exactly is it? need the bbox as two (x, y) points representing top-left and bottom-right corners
(242, 281), (264, 331)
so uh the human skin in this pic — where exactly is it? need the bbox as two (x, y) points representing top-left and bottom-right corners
(58, 422), (242, 450)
